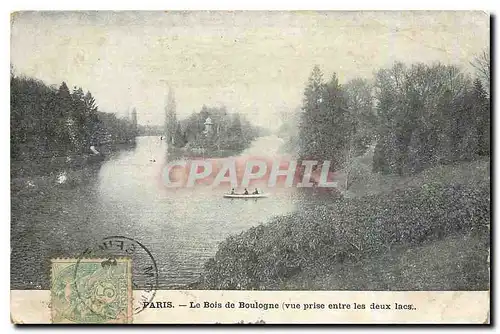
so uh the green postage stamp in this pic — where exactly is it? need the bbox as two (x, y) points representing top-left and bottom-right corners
(51, 258), (133, 324)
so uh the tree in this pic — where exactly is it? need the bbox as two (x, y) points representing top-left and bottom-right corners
(83, 91), (100, 145)
(470, 49), (490, 96)
(227, 114), (244, 149)
(373, 61), (486, 175)
(71, 87), (87, 150)
(180, 105), (257, 153)
(343, 78), (376, 188)
(54, 82), (73, 151)
(299, 66), (352, 172)
(344, 78), (376, 155)
(164, 88), (177, 145)
(472, 79), (490, 156)
(173, 121), (186, 148)
(11, 74), (138, 176)
(299, 65), (326, 161)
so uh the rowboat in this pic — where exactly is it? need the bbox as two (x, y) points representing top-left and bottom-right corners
(223, 193), (268, 199)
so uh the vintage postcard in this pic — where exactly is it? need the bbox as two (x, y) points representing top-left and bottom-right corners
(10, 11), (490, 324)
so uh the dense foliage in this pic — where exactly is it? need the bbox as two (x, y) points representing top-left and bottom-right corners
(198, 180), (490, 290)
(178, 105), (259, 152)
(373, 62), (490, 175)
(298, 66), (376, 171)
(296, 58), (490, 178)
(163, 88), (260, 153)
(11, 74), (138, 167)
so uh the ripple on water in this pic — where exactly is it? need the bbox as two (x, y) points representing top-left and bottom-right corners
(11, 136), (298, 289)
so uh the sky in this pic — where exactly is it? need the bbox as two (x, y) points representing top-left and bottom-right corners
(11, 11), (489, 129)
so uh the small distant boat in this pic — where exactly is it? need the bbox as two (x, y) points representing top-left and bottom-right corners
(223, 193), (268, 199)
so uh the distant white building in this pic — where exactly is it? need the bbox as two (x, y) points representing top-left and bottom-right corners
(204, 117), (213, 134)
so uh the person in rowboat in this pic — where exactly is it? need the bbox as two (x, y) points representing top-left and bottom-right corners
(244, 188), (249, 195)
(230, 188), (235, 195)
(252, 188), (259, 195)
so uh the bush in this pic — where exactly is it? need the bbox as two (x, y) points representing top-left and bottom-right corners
(197, 181), (490, 289)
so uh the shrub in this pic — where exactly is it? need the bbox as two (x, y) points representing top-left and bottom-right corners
(197, 181), (490, 289)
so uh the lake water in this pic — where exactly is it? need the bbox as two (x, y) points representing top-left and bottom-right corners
(11, 135), (299, 289)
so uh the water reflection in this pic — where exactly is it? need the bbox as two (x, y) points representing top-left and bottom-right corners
(96, 136), (297, 287)
(11, 136), (298, 289)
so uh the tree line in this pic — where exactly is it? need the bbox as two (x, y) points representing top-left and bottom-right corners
(296, 52), (490, 178)
(11, 73), (138, 163)
(164, 90), (260, 153)
(180, 105), (259, 152)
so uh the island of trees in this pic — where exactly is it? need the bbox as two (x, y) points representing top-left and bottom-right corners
(163, 89), (262, 157)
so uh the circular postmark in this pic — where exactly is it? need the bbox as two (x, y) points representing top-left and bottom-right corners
(73, 236), (159, 319)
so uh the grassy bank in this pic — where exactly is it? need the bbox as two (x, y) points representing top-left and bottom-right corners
(195, 171), (490, 290)
(284, 230), (489, 290)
